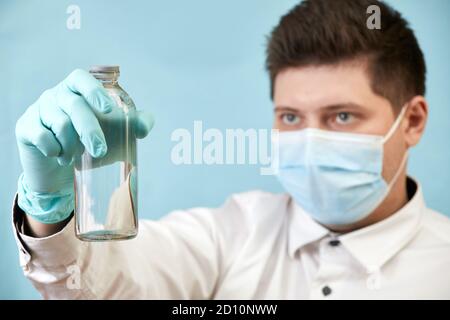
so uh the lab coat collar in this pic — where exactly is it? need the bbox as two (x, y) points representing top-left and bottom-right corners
(288, 177), (425, 270)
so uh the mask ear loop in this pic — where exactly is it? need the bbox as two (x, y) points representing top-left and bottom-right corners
(383, 103), (409, 191)
(382, 105), (408, 144)
(385, 150), (409, 192)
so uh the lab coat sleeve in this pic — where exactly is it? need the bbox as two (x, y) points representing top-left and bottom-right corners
(11, 192), (221, 299)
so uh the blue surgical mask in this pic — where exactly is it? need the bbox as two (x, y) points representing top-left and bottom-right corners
(272, 107), (408, 226)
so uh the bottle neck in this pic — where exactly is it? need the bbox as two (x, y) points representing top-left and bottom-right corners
(98, 78), (119, 86)
(91, 70), (120, 86)
(89, 66), (120, 86)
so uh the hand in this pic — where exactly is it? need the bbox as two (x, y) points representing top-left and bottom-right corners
(15, 69), (153, 223)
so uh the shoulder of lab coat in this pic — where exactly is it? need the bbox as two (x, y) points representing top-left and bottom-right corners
(11, 190), (290, 299)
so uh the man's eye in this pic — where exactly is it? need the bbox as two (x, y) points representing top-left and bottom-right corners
(281, 113), (300, 125)
(335, 112), (354, 124)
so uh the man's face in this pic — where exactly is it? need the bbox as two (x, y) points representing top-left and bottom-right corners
(273, 62), (398, 135)
(272, 61), (408, 183)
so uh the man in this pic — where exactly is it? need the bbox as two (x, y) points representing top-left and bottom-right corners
(12, 0), (450, 299)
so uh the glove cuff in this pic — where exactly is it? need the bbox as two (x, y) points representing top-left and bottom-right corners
(17, 173), (74, 224)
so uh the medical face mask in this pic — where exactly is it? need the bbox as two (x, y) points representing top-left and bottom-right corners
(272, 107), (408, 226)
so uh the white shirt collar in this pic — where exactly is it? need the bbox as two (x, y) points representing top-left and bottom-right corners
(288, 177), (425, 269)
(287, 200), (329, 257)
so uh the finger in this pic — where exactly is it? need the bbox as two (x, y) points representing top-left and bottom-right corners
(62, 68), (115, 114)
(16, 103), (61, 157)
(56, 87), (108, 158)
(134, 110), (154, 139)
(39, 101), (83, 166)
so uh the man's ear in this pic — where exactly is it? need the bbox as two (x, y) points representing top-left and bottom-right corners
(403, 96), (428, 147)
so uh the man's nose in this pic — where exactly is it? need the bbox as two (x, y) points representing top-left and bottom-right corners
(303, 117), (325, 130)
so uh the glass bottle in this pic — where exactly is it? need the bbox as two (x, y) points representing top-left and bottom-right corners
(74, 65), (138, 241)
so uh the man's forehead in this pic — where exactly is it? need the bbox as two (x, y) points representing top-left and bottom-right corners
(273, 62), (379, 112)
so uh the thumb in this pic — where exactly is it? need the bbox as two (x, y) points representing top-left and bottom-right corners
(134, 110), (154, 139)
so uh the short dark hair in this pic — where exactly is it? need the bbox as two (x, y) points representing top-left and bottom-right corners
(266, 0), (426, 109)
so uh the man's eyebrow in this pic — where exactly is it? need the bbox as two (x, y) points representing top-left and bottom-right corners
(274, 103), (367, 113)
(321, 102), (367, 111)
(274, 106), (300, 113)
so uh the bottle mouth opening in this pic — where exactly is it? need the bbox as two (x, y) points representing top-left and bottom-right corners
(89, 65), (120, 81)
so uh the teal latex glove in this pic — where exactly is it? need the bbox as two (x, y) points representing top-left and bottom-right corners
(15, 69), (154, 224)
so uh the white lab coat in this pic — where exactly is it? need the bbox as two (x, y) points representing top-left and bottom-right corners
(11, 177), (450, 299)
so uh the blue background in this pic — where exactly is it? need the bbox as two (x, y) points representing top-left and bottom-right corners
(0, 0), (449, 299)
